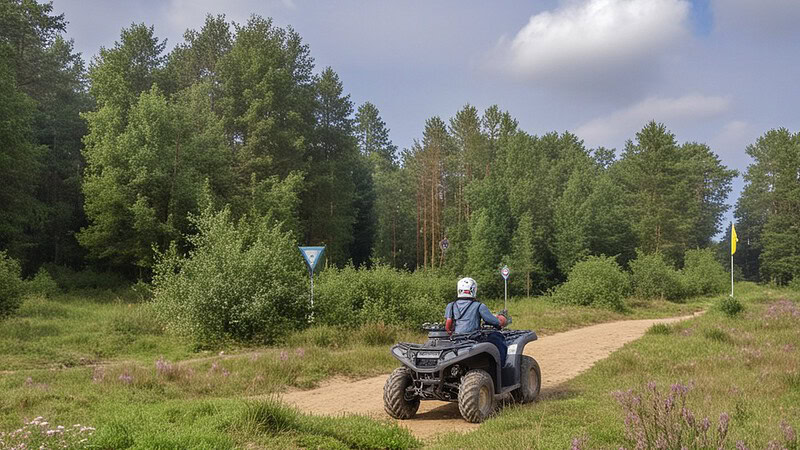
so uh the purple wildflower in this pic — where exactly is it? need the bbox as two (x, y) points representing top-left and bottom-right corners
(570, 435), (588, 450)
(118, 372), (133, 384)
(781, 420), (796, 443)
(279, 350), (289, 361)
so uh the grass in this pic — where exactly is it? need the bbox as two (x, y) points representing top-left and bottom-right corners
(429, 283), (800, 449)
(0, 285), (731, 448)
(486, 294), (706, 335)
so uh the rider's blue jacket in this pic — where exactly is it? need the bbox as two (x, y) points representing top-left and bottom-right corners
(444, 299), (500, 334)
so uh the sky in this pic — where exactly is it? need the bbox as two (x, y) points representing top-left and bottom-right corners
(53, 0), (800, 236)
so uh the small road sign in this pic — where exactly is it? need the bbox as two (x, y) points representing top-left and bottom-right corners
(299, 246), (325, 274)
(299, 246), (325, 323)
(440, 238), (449, 251)
(501, 265), (510, 280)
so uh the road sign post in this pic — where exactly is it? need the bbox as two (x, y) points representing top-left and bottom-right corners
(500, 265), (510, 311)
(299, 246), (325, 321)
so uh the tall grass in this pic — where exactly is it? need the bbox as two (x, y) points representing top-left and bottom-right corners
(0, 281), (736, 448)
(432, 284), (800, 449)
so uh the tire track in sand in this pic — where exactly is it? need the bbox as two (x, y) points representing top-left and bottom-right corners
(279, 312), (702, 440)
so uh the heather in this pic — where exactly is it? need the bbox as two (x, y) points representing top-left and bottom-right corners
(432, 283), (800, 449)
(0, 284), (707, 447)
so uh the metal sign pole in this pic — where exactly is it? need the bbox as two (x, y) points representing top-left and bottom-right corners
(310, 271), (315, 321)
(500, 265), (509, 311)
(299, 246), (325, 323)
(504, 278), (508, 311)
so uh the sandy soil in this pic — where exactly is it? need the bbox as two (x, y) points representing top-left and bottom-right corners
(280, 313), (702, 440)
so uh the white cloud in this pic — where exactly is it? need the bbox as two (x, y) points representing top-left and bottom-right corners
(576, 94), (731, 148)
(495, 0), (690, 90)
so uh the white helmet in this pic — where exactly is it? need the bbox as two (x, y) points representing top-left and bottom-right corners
(457, 277), (477, 299)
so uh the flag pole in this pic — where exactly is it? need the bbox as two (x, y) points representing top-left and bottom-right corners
(730, 223), (736, 297)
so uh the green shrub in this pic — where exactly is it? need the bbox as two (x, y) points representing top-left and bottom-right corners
(42, 264), (129, 291)
(682, 248), (729, 297)
(787, 277), (800, 292)
(25, 267), (61, 297)
(314, 264), (450, 329)
(0, 251), (24, 319)
(718, 296), (744, 317)
(151, 207), (308, 346)
(629, 251), (685, 301)
(550, 255), (629, 311)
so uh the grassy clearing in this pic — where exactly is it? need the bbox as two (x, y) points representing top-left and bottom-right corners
(486, 294), (706, 335)
(0, 287), (710, 447)
(430, 283), (800, 449)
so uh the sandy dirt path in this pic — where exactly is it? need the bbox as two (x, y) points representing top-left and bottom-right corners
(280, 313), (702, 440)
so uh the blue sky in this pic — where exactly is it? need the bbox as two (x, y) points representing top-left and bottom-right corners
(54, 0), (800, 237)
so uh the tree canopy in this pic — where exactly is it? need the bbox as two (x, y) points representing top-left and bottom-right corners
(5, 3), (789, 291)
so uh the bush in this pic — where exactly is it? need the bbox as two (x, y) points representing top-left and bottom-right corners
(25, 267), (61, 297)
(550, 255), (629, 311)
(0, 251), (24, 319)
(42, 264), (128, 291)
(718, 296), (744, 317)
(787, 276), (800, 292)
(314, 264), (451, 329)
(682, 248), (729, 297)
(151, 207), (308, 346)
(629, 251), (685, 301)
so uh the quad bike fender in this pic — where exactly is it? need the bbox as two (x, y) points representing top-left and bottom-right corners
(500, 331), (538, 389)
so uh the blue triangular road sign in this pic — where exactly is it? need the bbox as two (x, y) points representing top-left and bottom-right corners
(299, 246), (325, 273)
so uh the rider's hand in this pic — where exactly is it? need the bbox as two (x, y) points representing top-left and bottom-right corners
(496, 314), (507, 328)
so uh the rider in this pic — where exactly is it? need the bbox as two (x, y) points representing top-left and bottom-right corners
(444, 277), (509, 366)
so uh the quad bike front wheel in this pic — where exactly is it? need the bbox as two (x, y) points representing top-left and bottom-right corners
(383, 367), (420, 419)
(511, 355), (541, 404)
(458, 369), (495, 423)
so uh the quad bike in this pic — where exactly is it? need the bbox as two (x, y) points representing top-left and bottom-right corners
(383, 318), (541, 423)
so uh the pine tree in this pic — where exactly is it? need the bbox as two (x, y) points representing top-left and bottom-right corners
(736, 128), (800, 284)
(302, 67), (358, 266)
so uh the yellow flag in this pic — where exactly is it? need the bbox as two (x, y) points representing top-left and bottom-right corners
(731, 224), (738, 255)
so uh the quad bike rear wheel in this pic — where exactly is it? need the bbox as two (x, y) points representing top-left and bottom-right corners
(458, 369), (495, 423)
(511, 355), (541, 404)
(384, 367), (420, 419)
